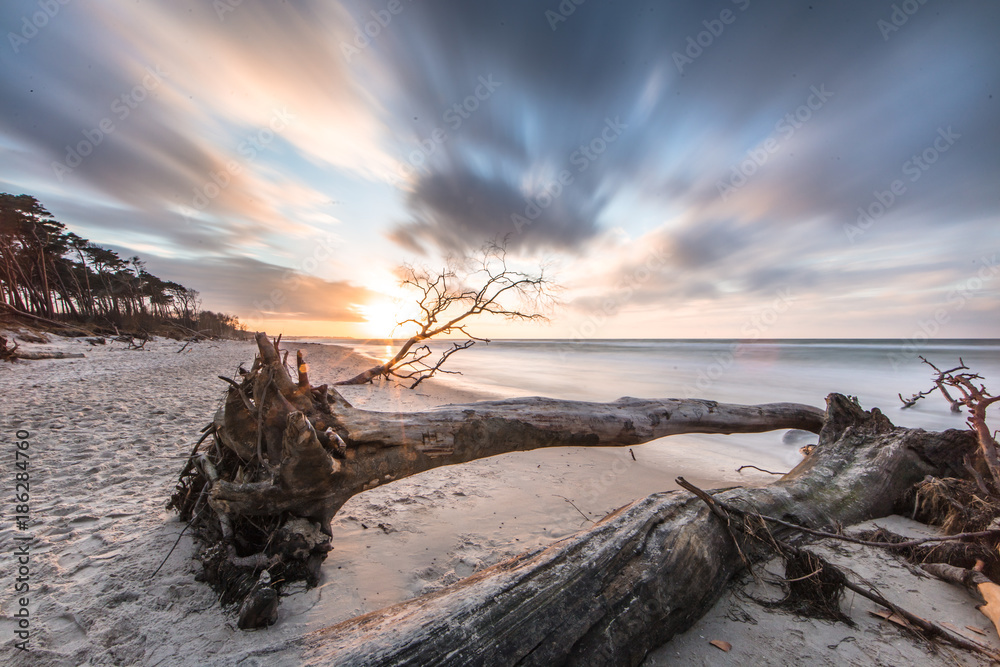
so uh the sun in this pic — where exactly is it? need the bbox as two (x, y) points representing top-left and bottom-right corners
(359, 300), (403, 338)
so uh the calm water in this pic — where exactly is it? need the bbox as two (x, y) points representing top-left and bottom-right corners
(291, 338), (1000, 434)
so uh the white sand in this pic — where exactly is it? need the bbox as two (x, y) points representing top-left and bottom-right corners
(0, 332), (995, 665)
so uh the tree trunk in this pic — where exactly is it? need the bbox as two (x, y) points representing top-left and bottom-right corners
(333, 333), (424, 385)
(171, 333), (972, 653)
(251, 396), (976, 666)
(202, 333), (825, 536)
(14, 350), (85, 360)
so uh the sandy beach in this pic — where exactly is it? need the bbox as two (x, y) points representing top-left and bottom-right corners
(3, 0), (996, 662)
(1, 334), (997, 666)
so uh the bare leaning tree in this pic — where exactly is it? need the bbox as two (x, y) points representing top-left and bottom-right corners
(336, 240), (553, 388)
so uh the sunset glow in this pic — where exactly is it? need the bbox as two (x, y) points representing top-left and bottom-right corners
(358, 301), (405, 339)
(3, 4), (999, 661)
(0, 1), (996, 338)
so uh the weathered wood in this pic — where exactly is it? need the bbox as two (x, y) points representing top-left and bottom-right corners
(263, 395), (975, 666)
(208, 334), (826, 535)
(174, 333), (978, 652)
(14, 350), (85, 360)
(924, 561), (1000, 641)
(1, 334), (85, 360)
(0, 335), (17, 361)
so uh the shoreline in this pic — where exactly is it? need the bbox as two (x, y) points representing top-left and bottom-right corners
(0, 334), (994, 665)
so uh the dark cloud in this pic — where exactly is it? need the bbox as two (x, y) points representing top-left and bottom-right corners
(668, 220), (751, 270)
(391, 163), (603, 253)
(0, 0), (373, 238)
(366, 0), (1000, 257)
(1, 1), (998, 335)
(0, 15), (221, 213)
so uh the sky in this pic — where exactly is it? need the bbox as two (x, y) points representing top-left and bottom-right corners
(1, 0), (998, 339)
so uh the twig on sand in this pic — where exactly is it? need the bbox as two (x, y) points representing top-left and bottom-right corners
(152, 507), (204, 579)
(555, 495), (593, 524)
(737, 465), (785, 476)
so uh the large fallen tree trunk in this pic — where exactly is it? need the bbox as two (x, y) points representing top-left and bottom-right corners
(195, 333), (825, 532)
(0, 335), (84, 361)
(169, 333), (826, 627)
(255, 395), (976, 666)
(171, 333), (982, 663)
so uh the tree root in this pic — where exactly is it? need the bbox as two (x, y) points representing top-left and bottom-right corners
(678, 478), (1000, 662)
(910, 476), (1000, 534)
(167, 413), (333, 628)
(0, 335), (18, 362)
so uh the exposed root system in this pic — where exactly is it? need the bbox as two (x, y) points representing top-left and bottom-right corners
(909, 476), (999, 534)
(778, 550), (853, 625)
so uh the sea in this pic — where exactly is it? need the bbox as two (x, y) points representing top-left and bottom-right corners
(288, 338), (1000, 437)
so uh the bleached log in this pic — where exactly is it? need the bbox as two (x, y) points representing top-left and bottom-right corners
(14, 350), (85, 360)
(208, 335), (825, 534)
(178, 333), (975, 652)
(270, 395), (976, 666)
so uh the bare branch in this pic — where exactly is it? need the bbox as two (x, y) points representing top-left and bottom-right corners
(898, 389), (933, 409)
(337, 239), (554, 388)
(913, 358), (1000, 493)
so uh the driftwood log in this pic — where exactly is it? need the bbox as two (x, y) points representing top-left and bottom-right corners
(250, 395), (973, 666)
(209, 336), (826, 533)
(171, 333), (978, 663)
(14, 350), (85, 360)
(1, 336), (84, 361)
(170, 333), (825, 625)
